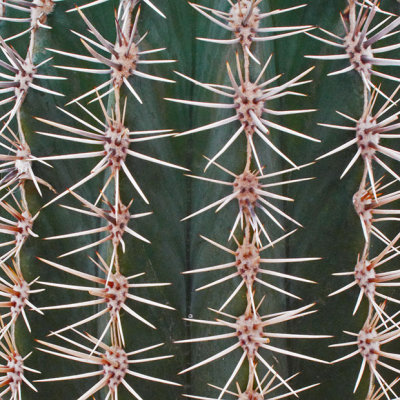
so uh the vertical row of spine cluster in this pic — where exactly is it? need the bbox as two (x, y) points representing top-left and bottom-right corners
(172, 1), (332, 399)
(0, 0), (183, 398)
(308, 0), (400, 398)
(0, 1), (60, 397)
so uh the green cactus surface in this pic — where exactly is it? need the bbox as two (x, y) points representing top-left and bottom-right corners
(1, 1), (400, 400)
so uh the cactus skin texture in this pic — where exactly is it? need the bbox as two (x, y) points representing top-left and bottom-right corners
(1, 0), (400, 399)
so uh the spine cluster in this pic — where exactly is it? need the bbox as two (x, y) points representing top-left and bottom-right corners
(172, 1), (331, 399)
(308, 0), (400, 398)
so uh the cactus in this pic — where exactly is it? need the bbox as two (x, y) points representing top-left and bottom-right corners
(1, 0), (400, 399)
